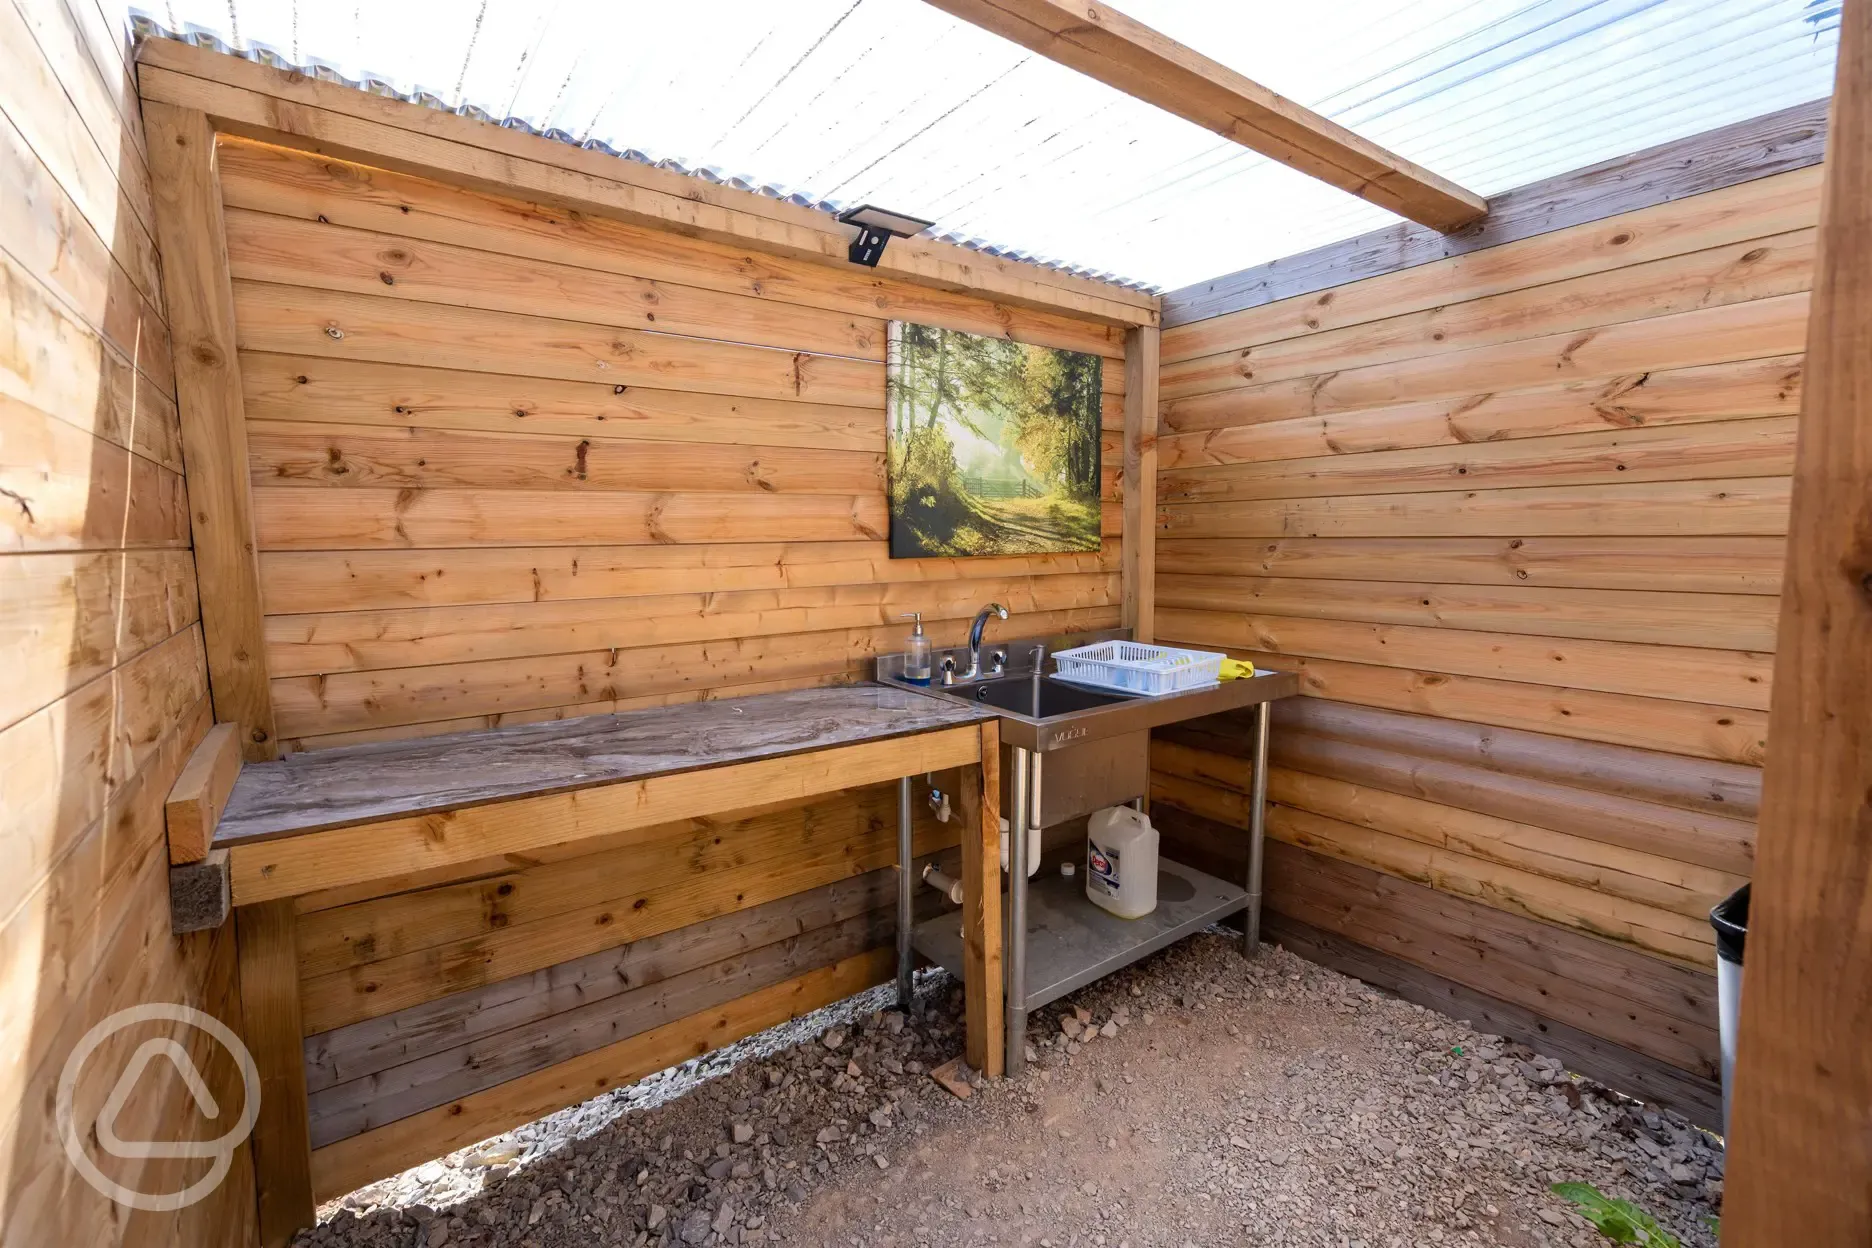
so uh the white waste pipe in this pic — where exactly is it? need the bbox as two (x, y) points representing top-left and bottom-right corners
(921, 862), (964, 905)
(998, 815), (1041, 877)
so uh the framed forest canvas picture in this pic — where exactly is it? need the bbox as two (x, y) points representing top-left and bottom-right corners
(886, 322), (1103, 558)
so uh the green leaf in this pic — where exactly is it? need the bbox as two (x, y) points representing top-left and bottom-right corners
(1549, 1182), (1682, 1247)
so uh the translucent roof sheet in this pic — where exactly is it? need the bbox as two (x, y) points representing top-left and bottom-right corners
(124, 0), (1841, 291)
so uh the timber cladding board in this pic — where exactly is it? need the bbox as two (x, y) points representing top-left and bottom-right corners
(293, 781), (958, 1032)
(259, 541), (1118, 615)
(212, 138), (1128, 358)
(302, 871), (907, 1146)
(265, 604), (1120, 743)
(1202, 648), (1768, 766)
(310, 947), (892, 1203)
(1152, 733), (1740, 941)
(203, 139), (1130, 744)
(229, 280), (886, 408)
(1155, 414), (1798, 502)
(1160, 225), (1817, 401)
(0, 236), (182, 473)
(1153, 535), (1786, 596)
(1153, 607), (1773, 711)
(1146, 130), (1819, 1099)
(2, 3), (257, 1245)
(1155, 354), (1804, 470)
(1161, 705), (1756, 874)
(1152, 750), (1720, 968)
(1158, 809), (1720, 1085)
(263, 572), (1120, 678)
(1154, 575), (1780, 652)
(302, 866), (906, 1093)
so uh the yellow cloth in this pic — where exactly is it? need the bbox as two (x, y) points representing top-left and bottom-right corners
(1218, 658), (1256, 681)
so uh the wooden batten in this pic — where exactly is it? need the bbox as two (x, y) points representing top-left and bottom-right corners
(142, 101), (277, 760)
(165, 721), (243, 863)
(1121, 326), (1160, 641)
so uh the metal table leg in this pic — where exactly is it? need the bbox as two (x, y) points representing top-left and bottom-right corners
(1004, 746), (1031, 1077)
(1243, 701), (1271, 957)
(896, 776), (914, 1010)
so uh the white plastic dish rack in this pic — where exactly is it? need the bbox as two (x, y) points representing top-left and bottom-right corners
(1051, 640), (1226, 695)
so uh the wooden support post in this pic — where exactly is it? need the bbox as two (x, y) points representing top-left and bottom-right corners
(1724, 1), (1872, 1240)
(142, 102), (278, 761)
(236, 901), (315, 1245)
(959, 720), (1005, 1077)
(1121, 325), (1160, 642)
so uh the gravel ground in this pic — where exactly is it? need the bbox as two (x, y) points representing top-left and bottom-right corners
(296, 934), (1724, 1248)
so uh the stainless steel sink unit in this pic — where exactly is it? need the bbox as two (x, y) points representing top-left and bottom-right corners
(878, 629), (1299, 1076)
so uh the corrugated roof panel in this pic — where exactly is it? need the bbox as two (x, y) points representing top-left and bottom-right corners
(121, 0), (1839, 290)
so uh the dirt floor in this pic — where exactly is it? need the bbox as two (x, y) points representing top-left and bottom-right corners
(298, 934), (1724, 1248)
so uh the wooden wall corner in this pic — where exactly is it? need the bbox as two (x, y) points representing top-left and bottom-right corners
(142, 102), (278, 761)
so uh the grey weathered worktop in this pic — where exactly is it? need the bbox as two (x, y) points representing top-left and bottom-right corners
(216, 684), (994, 847)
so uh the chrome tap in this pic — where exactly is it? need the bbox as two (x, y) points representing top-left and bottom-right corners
(965, 603), (1008, 678)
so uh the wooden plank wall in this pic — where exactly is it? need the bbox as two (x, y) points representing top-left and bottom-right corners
(0, 1), (256, 1244)
(1146, 117), (1825, 1125)
(298, 777), (961, 1199)
(209, 138), (1129, 750)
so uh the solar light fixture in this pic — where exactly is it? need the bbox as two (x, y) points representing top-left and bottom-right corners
(836, 204), (935, 267)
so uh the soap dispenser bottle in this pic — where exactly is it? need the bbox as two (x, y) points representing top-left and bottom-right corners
(899, 612), (933, 686)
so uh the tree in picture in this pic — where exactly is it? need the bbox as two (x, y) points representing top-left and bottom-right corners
(886, 321), (1103, 558)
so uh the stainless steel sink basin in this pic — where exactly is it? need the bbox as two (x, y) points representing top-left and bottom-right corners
(962, 674), (1133, 718)
(876, 629), (1300, 754)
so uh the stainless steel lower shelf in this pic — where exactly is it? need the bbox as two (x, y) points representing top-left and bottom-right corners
(911, 858), (1248, 1013)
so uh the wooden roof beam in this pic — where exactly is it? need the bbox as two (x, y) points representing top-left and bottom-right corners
(922, 0), (1489, 233)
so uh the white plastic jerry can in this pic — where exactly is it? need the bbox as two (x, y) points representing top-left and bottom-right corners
(1086, 805), (1159, 919)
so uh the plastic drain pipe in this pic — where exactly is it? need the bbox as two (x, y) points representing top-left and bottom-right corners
(921, 862), (964, 904)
